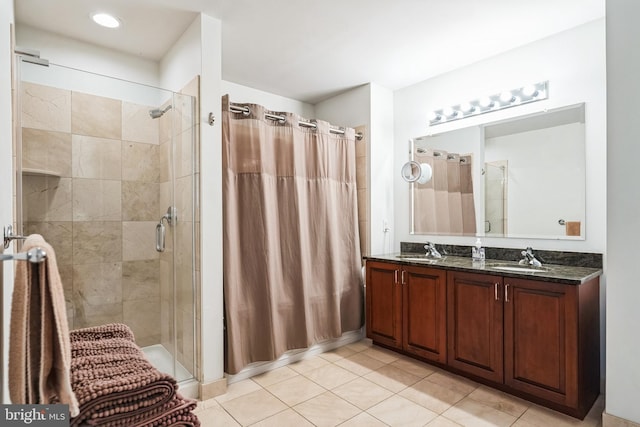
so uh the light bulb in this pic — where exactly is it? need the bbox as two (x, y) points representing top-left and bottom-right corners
(479, 97), (494, 108)
(443, 107), (456, 117)
(500, 91), (515, 103)
(460, 102), (475, 113)
(522, 85), (538, 98)
(428, 111), (441, 122)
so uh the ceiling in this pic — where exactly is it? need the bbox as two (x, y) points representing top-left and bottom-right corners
(14, 0), (605, 104)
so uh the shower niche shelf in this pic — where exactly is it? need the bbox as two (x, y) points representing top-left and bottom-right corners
(22, 168), (62, 178)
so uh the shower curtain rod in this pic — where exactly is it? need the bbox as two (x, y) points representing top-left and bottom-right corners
(229, 104), (363, 140)
(419, 150), (468, 163)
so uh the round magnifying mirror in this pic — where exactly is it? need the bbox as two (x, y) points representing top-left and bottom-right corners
(401, 161), (432, 184)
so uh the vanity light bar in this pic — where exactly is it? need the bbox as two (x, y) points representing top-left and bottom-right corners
(428, 81), (549, 126)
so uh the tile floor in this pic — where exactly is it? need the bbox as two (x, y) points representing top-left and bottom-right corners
(193, 339), (604, 427)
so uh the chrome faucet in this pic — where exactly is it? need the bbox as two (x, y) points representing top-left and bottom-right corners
(519, 247), (542, 267)
(424, 242), (442, 259)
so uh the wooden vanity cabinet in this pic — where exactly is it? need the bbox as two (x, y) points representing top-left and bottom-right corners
(447, 270), (600, 418)
(366, 260), (600, 418)
(447, 271), (504, 383)
(505, 275), (600, 417)
(366, 261), (447, 363)
(366, 261), (403, 349)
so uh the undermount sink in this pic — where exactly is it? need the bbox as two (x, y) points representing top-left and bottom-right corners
(491, 265), (548, 273)
(395, 255), (440, 263)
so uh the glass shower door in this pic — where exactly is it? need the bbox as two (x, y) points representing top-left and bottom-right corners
(15, 57), (197, 383)
(484, 160), (508, 235)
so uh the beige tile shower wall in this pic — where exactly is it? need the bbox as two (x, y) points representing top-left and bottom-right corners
(22, 128), (71, 175)
(69, 88), (126, 333)
(120, 100), (161, 347)
(21, 82), (71, 133)
(355, 125), (369, 257)
(21, 82), (162, 346)
(122, 101), (160, 144)
(71, 92), (121, 139)
(22, 175), (72, 222)
(123, 142), (160, 182)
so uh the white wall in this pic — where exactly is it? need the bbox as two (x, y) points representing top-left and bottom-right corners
(16, 25), (160, 88)
(194, 13), (224, 387)
(223, 80), (315, 118)
(606, 1), (640, 424)
(159, 17), (201, 93)
(394, 19), (606, 254)
(315, 84), (369, 128)
(485, 123), (585, 238)
(394, 19), (607, 383)
(15, 26), (164, 106)
(369, 83), (396, 255)
(0, 0), (14, 404)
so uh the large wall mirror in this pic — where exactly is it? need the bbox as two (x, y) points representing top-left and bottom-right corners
(410, 103), (586, 240)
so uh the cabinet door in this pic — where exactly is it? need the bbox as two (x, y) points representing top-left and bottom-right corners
(403, 265), (447, 363)
(504, 277), (578, 407)
(366, 261), (403, 349)
(447, 271), (504, 382)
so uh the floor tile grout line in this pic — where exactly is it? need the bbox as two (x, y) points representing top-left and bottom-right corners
(217, 399), (243, 426)
(438, 413), (465, 426)
(354, 357), (506, 425)
(203, 340), (602, 427)
(463, 390), (531, 421)
(335, 407), (391, 427)
(337, 358), (459, 426)
(259, 373), (332, 425)
(256, 359), (427, 427)
(245, 348), (432, 424)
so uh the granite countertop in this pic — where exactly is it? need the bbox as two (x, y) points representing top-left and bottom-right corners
(364, 253), (602, 285)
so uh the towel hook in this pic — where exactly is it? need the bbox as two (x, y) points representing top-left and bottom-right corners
(3, 225), (27, 249)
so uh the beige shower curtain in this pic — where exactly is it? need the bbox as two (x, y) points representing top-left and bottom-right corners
(222, 95), (364, 374)
(414, 149), (477, 235)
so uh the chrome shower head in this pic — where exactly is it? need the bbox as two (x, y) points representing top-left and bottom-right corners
(149, 104), (172, 119)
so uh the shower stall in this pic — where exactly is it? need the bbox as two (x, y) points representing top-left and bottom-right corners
(484, 160), (508, 235)
(14, 56), (199, 387)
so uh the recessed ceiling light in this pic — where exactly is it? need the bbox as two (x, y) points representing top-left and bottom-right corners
(91, 13), (121, 29)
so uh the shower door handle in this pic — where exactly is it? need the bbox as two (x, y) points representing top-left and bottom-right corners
(156, 222), (166, 252)
(155, 206), (176, 252)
